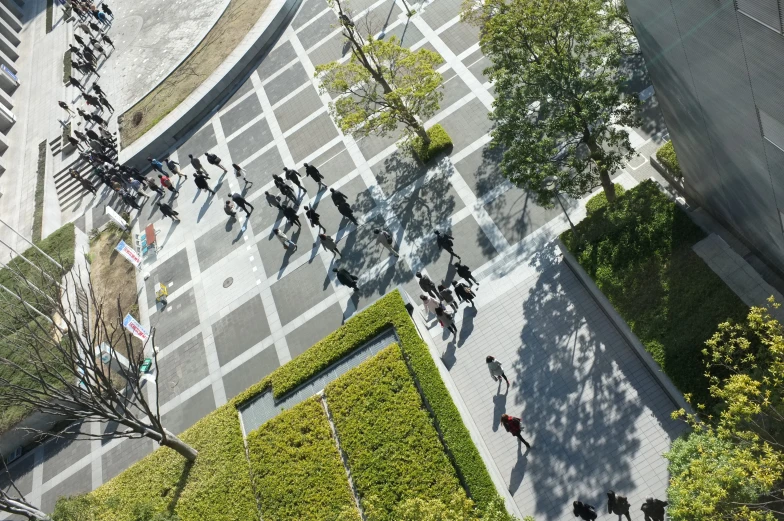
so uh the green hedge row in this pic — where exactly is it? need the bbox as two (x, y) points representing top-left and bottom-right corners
(656, 141), (682, 178)
(246, 396), (360, 521)
(326, 345), (464, 518)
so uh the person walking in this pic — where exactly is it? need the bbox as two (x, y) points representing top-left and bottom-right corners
(96, 10), (110, 28)
(304, 205), (325, 232)
(194, 173), (215, 195)
(145, 176), (166, 197)
(84, 60), (101, 78)
(120, 189), (141, 210)
(265, 191), (282, 209)
(59, 101), (75, 118)
(189, 154), (206, 175)
(74, 33), (87, 47)
(419, 294), (440, 317)
(486, 356), (510, 387)
(100, 33), (115, 49)
(68, 135), (86, 152)
(435, 230), (461, 261)
(435, 305), (457, 338)
(70, 169), (96, 194)
(303, 162), (326, 191)
(455, 262), (479, 287)
(232, 163), (252, 187)
(157, 202), (180, 221)
(330, 187), (348, 206)
(500, 414), (531, 449)
(607, 491), (631, 521)
(98, 94), (113, 113)
(165, 158), (186, 179)
(205, 152), (228, 174)
(319, 233), (341, 257)
(68, 76), (86, 92)
(273, 228), (297, 252)
(416, 272), (440, 300)
(452, 280), (476, 308)
(373, 228), (399, 257)
(282, 204), (301, 228)
(333, 267), (359, 291)
(572, 501), (597, 521)
(148, 157), (166, 174)
(129, 178), (149, 201)
(88, 21), (102, 36)
(640, 498), (668, 521)
(101, 2), (114, 19)
(91, 83), (106, 97)
(273, 175), (297, 202)
(437, 284), (458, 311)
(230, 192), (254, 215)
(224, 200), (237, 219)
(337, 201), (358, 226)
(283, 167), (307, 195)
(159, 174), (179, 196)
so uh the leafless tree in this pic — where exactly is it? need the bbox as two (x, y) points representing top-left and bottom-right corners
(0, 250), (198, 464)
(0, 457), (51, 521)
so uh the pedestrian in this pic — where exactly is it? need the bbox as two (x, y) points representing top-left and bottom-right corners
(70, 169), (96, 194)
(273, 228), (297, 252)
(452, 280), (476, 307)
(88, 21), (102, 34)
(640, 498), (667, 521)
(68, 135), (86, 151)
(74, 33), (87, 46)
(194, 173), (215, 194)
(486, 356), (509, 387)
(148, 157), (166, 174)
(283, 167), (307, 194)
(120, 189), (141, 210)
(159, 174), (179, 195)
(96, 10), (110, 28)
(303, 162), (326, 190)
(435, 305), (457, 338)
(573, 501), (597, 521)
(68, 44), (83, 59)
(607, 491), (631, 521)
(224, 200), (237, 219)
(419, 294), (440, 316)
(373, 228), (399, 257)
(434, 230), (461, 261)
(230, 192), (254, 215)
(281, 204), (301, 228)
(85, 128), (100, 142)
(500, 414), (531, 449)
(59, 100), (75, 117)
(189, 154), (206, 175)
(128, 178), (149, 201)
(205, 152), (228, 173)
(90, 38), (108, 57)
(165, 158), (186, 179)
(157, 202), (180, 221)
(68, 76), (86, 92)
(232, 163), (252, 187)
(304, 205), (325, 232)
(455, 262), (479, 287)
(74, 129), (88, 142)
(274, 176), (297, 203)
(101, 2), (114, 19)
(333, 267), (359, 291)
(77, 107), (90, 120)
(98, 94), (113, 113)
(100, 33), (114, 49)
(265, 191), (282, 209)
(337, 201), (358, 226)
(84, 61), (101, 79)
(416, 272), (440, 299)
(437, 284), (458, 311)
(319, 233), (341, 257)
(146, 177), (165, 197)
(89, 113), (106, 127)
(330, 187), (348, 206)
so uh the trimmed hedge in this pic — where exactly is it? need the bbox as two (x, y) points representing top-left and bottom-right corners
(412, 124), (453, 163)
(246, 396), (360, 521)
(585, 184), (625, 215)
(656, 141), (682, 178)
(58, 404), (259, 521)
(326, 345), (464, 517)
(232, 291), (501, 513)
(561, 180), (748, 406)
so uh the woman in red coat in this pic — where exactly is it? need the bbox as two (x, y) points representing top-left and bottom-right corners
(500, 414), (531, 449)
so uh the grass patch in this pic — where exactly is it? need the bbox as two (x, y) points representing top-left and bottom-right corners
(63, 49), (72, 84)
(411, 124), (453, 163)
(246, 396), (359, 521)
(45, 0), (53, 33)
(33, 141), (47, 243)
(561, 180), (748, 406)
(656, 140), (682, 178)
(326, 344), (464, 518)
(119, 0), (273, 147)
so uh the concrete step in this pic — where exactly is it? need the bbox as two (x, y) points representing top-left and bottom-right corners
(0, 2), (22, 32)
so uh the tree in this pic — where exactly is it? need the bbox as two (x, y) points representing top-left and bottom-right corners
(0, 253), (198, 463)
(603, 0), (639, 55)
(463, 0), (640, 205)
(316, 0), (444, 146)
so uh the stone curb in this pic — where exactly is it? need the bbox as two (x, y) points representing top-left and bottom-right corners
(118, 0), (303, 169)
(556, 238), (694, 416)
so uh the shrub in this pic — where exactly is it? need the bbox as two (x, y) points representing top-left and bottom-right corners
(585, 184), (625, 215)
(656, 141), (682, 178)
(326, 345), (464, 519)
(63, 49), (72, 84)
(561, 180), (747, 406)
(246, 396), (360, 521)
(412, 124), (453, 163)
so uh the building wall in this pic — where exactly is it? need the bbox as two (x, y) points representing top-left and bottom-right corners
(626, 0), (784, 268)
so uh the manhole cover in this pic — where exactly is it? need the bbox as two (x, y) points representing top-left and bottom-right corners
(223, 277), (234, 288)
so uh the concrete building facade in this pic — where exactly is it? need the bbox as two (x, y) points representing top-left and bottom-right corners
(626, 0), (784, 269)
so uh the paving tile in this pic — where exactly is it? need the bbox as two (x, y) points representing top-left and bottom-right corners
(463, 49), (492, 85)
(257, 41), (298, 81)
(420, 0), (462, 28)
(0, 451), (35, 498)
(225, 76), (255, 107)
(41, 465), (92, 514)
(222, 346), (281, 399)
(438, 21), (480, 56)
(248, 191), (288, 234)
(355, 3), (402, 33)
(220, 94), (263, 138)
(237, 145), (285, 201)
(292, 0), (329, 29)
(313, 175), (375, 232)
(157, 333), (210, 404)
(391, 172), (466, 242)
(177, 123), (218, 167)
(356, 122), (405, 161)
(453, 143), (506, 198)
(144, 248), (191, 309)
(437, 97), (494, 153)
(101, 438), (154, 482)
(371, 149), (428, 196)
(416, 215), (497, 284)
(42, 423), (90, 484)
(483, 186), (561, 246)
(297, 10), (338, 51)
(285, 112), (340, 163)
(194, 219), (250, 272)
(302, 142), (356, 185)
(257, 219), (316, 277)
(149, 288), (201, 349)
(377, 19), (424, 48)
(434, 69), (472, 116)
(161, 386), (216, 435)
(270, 259), (333, 325)
(212, 294), (271, 366)
(227, 118), (274, 164)
(274, 86), (325, 133)
(308, 30), (348, 67)
(285, 302), (345, 358)
(264, 62), (311, 106)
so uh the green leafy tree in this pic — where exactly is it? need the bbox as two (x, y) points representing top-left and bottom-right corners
(463, 0), (639, 204)
(316, 0), (444, 145)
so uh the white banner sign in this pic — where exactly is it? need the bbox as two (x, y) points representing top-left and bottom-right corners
(122, 314), (149, 343)
(105, 206), (128, 230)
(115, 240), (141, 268)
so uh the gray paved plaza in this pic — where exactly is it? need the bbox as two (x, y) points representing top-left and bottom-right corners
(1, 0), (684, 517)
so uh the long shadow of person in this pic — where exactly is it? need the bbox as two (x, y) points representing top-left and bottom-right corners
(458, 306), (477, 347)
(508, 446), (531, 495)
(160, 220), (180, 249)
(441, 338), (457, 369)
(492, 390), (507, 432)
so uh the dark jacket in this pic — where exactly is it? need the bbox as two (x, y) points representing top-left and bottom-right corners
(335, 269), (357, 286)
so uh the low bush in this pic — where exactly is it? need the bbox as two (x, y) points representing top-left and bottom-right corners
(561, 180), (748, 406)
(412, 124), (453, 163)
(585, 184), (625, 214)
(33, 141), (46, 242)
(246, 396), (359, 521)
(326, 345), (464, 519)
(63, 50), (72, 84)
(656, 141), (682, 178)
